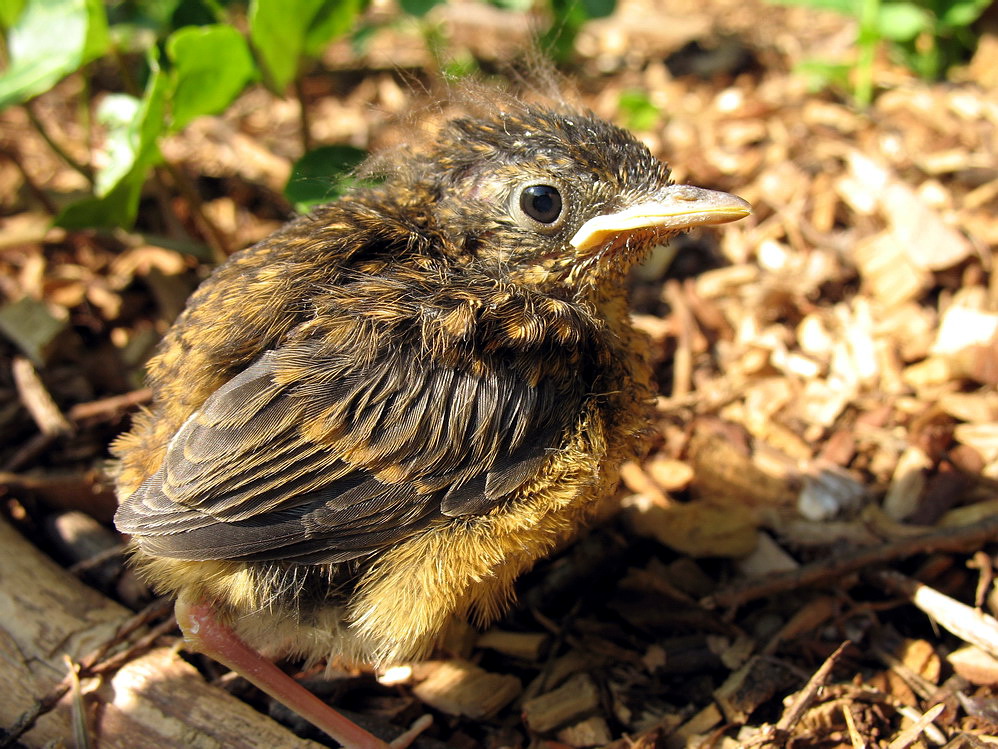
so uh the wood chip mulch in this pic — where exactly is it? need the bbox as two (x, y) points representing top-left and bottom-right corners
(1, 0), (996, 746)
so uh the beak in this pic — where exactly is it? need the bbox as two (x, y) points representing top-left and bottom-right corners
(570, 185), (752, 253)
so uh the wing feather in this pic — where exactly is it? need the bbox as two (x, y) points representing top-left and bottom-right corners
(115, 338), (579, 564)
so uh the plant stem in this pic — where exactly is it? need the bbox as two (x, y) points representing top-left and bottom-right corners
(0, 147), (59, 215)
(111, 43), (142, 98)
(147, 170), (197, 243)
(855, 0), (880, 106)
(24, 101), (95, 187)
(294, 76), (313, 152)
(0, 22), (9, 67)
(79, 68), (94, 163)
(160, 162), (230, 264)
(201, 0), (228, 23)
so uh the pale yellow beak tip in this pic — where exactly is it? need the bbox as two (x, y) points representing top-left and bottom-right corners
(571, 185), (752, 252)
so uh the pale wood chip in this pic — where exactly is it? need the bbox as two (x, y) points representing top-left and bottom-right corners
(476, 629), (548, 661)
(947, 645), (998, 686)
(411, 660), (521, 720)
(556, 715), (613, 748)
(522, 673), (601, 733)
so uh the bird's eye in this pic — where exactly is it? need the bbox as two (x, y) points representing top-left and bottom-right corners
(519, 184), (563, 224)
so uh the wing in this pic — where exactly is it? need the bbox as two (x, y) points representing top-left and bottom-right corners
(114, 341), (578, 564)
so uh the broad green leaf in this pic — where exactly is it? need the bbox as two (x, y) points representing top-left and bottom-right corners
(56, 62), (169, 229)
(544, 0), (589, 61)
(249, 0), (362, 92)
(135, 60), (170, 161)
(397, 0), (443, 16)
(793, 59), (853, 92)
(0, 296), (68, 364)
(0, 0), (109, 109)
(488, 0), (533, 9)
(95, 94), (143, 195)
(0, 0), (27, 28)
(249, 0), (307, 91)
(579, 0), (616, 18)
(940, 0), (990, 27)
(105, 0), (183, 30)
(877, 2), (930, 41)
(56, 174), (145, 229)
(896, 41), (940, 78)
(302, 0), (365, 54)
(768, 0), (859, 14)
(170, 0), (222, 28)
(618, 89), (660, 132)
(105, 0), (182, 55)
(350, 22), (378, 54)
(284, 144), (366, 213)
(442, 55), (479, 79)
(167, 24), (256, 130)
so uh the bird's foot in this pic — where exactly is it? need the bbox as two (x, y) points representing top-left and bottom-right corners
(176, 598), (431, 749)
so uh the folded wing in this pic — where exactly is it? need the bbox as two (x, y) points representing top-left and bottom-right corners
(115, 341), (577, 564)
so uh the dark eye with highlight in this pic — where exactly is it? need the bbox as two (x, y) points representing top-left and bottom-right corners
(519, 185), (562, 224)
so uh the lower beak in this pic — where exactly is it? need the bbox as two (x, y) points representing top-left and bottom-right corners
(570, 185), (752, 253)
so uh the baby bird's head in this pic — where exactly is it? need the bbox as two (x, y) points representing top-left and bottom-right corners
(387, 101), (750, 296)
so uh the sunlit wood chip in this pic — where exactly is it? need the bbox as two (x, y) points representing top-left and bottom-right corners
(674, 703), (723, 742)
(940, 392), (998, 424)
(883, 445), (932, 520)
(523, 673), (600, 733)
(733, 531), (799, 578)
(556, 716), (613, 748)
(476, 630), (548, 661)
(953, 423), (998, 463)
(411, 660), (521, 719)
(932, 303), (998, 356)
(628, 501), (759, 558)
(902, 356), (953, 389)
(798, 465), (867, 521)
(852, 233), (931, 310)
(948, 645), (998, 686)
(646, 457), (695, 492)
(797, 313), (834, 359)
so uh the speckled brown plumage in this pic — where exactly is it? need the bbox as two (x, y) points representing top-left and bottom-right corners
(112, 97), (749, 676)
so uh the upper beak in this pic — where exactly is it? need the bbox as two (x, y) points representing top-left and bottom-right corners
(570, 184), (752, 253)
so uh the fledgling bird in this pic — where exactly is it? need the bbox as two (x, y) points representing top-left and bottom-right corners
(113, 95), (750, 748)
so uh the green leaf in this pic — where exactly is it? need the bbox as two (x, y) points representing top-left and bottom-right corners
(56, 61), (169, 229)
(939, 0), (990, 27)
(793, 59), (853, 92)
(284, 144), (366, 213)
(397, 0), (444, 15)
(171, 0), (223, 28)
(579, 0), (616, 18)
(0, 296), (68, 365)
(105, 0), (183, 31)
(617, 89), (660, 132)
(302, 0), (365, 56)
(249, 0), (363, 92)
(167, 24), (256, 130)
(768, 0), (859, 14)
(442, 55), (479, 79)
(544, 0), (589, 61)
(249, 0), (307, 92)
(0, 0), (27, 28)
(95, 94), (143, 196)
(104, 0), (188, 55)
(0, 0), (109, 110)
(55, 176), (142, 229)
(488, 0), (533, 9)
(877, 2), (931, 41)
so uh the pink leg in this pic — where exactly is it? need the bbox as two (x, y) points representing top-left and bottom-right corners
(176, 599), (431, 749)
